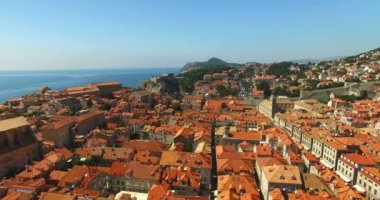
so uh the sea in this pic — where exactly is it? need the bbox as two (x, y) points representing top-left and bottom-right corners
(0, 68), (180, 103)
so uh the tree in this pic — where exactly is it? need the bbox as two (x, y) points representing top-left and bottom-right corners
(178, 65), (232, 93)
(244, 67), (255, 76)
(130, 132), (140, 139)
(345, 76), (360, 82)
(289, 79), (300, 86)
(103, 103), (112, 111)
(179, 77), (194, 93)
(256, 81), (271, 98)
(273, 87), (288, 96)
(221, 102), (228, 109)
(183, 142), (193, 152)
(266, 62), (292, 77)
(86, 99), (93, 108)
(69, 110), (77, 116)
(216, 85), (239, 97)
(336, 91), (368, 102)
(141, 132), (150, 140)
(336, 68), (347, 75)
(241, 80), (253, 90)
(228, 68), (238, 78)
(306, 79), (319, 90)
(69, 157), (95, 167)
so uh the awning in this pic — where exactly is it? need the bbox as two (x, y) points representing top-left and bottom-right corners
(353, 184), (366, 193)
(320, 159), (334, 169)
(336, 171), (352, 183)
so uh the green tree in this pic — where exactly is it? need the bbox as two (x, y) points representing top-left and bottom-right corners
(345, 76), (360, 82)
(266, 62), (292, 77)
(130, 132), (140, 139)
(289, 79), (300, 86)
(216, 85), (239, 97)
(178, 65), (232, 93)
(69, 157), (95, 167)
(86, 99), (93, 108)
(256, 81), (271, 98)
(244, 67), (255, 76)
(183, 142), (193, 152)
(273, 87), (288, 96)
(306, 79), (319, 90)
(336, 68), (347, 75)
(179, 77), (194, 93)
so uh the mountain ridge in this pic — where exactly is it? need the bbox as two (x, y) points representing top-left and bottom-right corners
(180, 46), (380, 72)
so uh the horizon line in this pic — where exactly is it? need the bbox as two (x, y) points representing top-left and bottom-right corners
(0, 66), (182, 72)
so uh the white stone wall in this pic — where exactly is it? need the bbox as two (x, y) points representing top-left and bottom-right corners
(336, 159), (354, 182)
(260, 172), (270, 200)
(311, 139), (323, 158)
(356, 172), (380, 200)
(322, 144), (337, 168)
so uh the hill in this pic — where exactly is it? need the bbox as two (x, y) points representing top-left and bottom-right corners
(180, 57), (239, 73)
(289, 56), (344, 64)
(341, 47), (380, 63)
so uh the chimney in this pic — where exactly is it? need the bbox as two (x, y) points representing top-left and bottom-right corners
(25, 165), (31, 172)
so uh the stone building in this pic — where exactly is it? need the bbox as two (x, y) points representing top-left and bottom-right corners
(355, 167), (380, 200)
(260, 165), (302, 200)
(336, 153), (375, 184)
(0, 116), (40, 177)
(41, 110), (105, 148)
(108, 162), (161, 192)
(258, 95), (294, 119)
(89, 82), (122, 97)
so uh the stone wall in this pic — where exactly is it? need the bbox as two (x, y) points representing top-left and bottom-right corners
(300, 81), (380, 101)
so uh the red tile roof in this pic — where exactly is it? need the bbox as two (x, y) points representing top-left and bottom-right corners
(109, 162), (160, 181)
(217, 159), (254, 174)
(147, 184), (171, 200)
(123, 140), (168, 152)
(218, 174), (260, 199)
(162, 167), (201, 188)
(340, 153), (375, 168)
(160, 151), (211, 169)
(58, 165), (87, 187)
(359, 167), (380, 185)
(255, 157), (287, 172)
(228, 131), (261, 141)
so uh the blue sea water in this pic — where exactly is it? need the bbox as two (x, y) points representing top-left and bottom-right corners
(0, 68), (180, 103)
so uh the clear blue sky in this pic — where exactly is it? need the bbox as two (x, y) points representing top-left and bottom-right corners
(0, 0), (379, 70)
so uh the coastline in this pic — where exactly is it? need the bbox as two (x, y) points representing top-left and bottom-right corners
(0, 68), (180, 103)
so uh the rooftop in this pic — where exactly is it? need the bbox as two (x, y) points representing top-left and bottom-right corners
(262, 165), (302, 185)
(0, 116), (30, 132)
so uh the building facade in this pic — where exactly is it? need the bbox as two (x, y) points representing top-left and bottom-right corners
(0, 117), (40, 177)
(355, 167), (380, 200)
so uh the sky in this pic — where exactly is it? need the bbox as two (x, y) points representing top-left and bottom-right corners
(0, 0), (379, 70)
